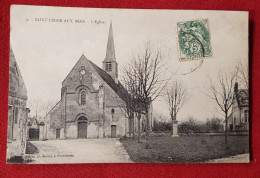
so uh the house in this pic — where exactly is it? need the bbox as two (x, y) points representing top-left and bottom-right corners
(7, 46), (30, 160)
(42, 22), (153, 140)
(226, 82), (249, 131)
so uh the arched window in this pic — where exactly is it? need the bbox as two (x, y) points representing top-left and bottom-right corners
(111, 109), (115, 118)
(80, 90), (86, 104)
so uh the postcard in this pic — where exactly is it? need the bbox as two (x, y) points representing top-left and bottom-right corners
(7, 5), (249, 164)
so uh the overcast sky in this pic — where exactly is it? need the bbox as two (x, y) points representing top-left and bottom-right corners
(10, 5), (248, 121)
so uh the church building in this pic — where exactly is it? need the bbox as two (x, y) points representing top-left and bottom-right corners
(42, 22), (137, 139)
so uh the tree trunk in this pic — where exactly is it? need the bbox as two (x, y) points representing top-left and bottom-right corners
(132, 115), (135, 139)
(145, 110), (150, 137)
(145, 108), (150, 149)
(225, 111), (229, 149)
(137, 113), (141, 142)
(128, 118), (131, 137)
(129, 112), (134, 138)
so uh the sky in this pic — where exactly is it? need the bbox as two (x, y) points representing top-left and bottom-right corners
(10, 5), (248, 121)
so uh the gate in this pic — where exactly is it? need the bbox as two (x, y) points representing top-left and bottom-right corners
(28, 128), (39, 140)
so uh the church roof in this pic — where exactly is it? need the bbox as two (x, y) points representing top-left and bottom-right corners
(88, 59), (128, 101)
(104, 21), (116, 62)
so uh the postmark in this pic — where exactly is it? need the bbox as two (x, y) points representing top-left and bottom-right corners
(177, 19), (212, 61)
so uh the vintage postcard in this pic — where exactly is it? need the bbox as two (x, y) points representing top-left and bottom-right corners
(7, 5), (249, 164)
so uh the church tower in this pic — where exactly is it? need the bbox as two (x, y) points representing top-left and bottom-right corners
(102, 21), (118, 83)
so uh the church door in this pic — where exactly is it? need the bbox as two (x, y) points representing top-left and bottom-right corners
(78, 122), (88, 138)
(111, 125), (117, 138)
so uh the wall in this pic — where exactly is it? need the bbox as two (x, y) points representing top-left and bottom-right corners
(45, 56), (129, 139)
(43, 101), (62, 140)
(7, 47), (28, 160)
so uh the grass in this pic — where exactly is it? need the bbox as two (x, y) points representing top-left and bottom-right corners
(120, 134), (249, 163)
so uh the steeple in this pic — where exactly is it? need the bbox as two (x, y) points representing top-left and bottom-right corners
(102, 21), (118, 83)
(104, 21), (116, 61)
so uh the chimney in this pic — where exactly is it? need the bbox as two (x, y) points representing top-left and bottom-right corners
(234, 82), (238, 93)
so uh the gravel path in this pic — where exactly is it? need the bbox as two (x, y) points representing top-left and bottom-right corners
(27, 138), (132, 164)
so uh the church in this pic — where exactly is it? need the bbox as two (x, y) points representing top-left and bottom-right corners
(42, 22), (150, 140)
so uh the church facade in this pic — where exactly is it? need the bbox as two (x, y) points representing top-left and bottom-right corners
(42, 22), (142, 140)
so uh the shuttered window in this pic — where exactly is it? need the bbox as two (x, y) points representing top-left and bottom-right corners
(106, 62), (112, 71)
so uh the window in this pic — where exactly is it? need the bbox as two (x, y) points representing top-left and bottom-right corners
(244, 110), (248, 122)
(14, 63), (19, 77)
(14, 107), (18, 124)
(115, 63), (118, 77)
(111, 108), (115, 115)
(80, 69), (86, 75)
(105, 62), (112, 71)
(8, 106), (14, 141)
(80, 90), (86, 104)
(111, 109), (115, 121)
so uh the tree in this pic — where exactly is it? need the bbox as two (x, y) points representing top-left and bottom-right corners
(27, 99), (55, 120)
(27, 99), (40, 118)
(205, 117), (223, 132)
(120, 61), (146, 141)
(207, 69), (238, 149)
(124, 42), (169, 138)
(113, 83), (135, 138)
(163, 80), (188, 136)
(236, 59), (249, 94)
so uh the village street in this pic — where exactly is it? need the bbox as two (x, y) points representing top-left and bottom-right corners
(27, 139), (132, 164)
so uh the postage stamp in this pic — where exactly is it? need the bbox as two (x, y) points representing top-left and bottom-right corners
(177, 19), (212, 61)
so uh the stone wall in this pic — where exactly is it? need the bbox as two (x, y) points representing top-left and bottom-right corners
(43, 101), (62, 140)
(7, 47), (28, 160)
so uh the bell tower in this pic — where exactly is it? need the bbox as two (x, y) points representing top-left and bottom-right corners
(102, 21), (118, 83)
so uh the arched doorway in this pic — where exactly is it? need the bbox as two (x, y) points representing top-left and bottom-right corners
(77, 116), (88, 138)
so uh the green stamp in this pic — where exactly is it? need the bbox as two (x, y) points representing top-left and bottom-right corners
(177, 19), (212, 61)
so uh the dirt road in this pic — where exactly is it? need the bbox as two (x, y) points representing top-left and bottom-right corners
(28, 138), (132, 164)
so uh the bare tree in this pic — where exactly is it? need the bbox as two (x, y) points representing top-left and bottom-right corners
(119, 63), (145, 140)
(236, 59), (249, 93)
(27, 99), (56, 120)
(27, 99), (39, 118)
(164, 80), (189, 136)
(207, 69), (238, 149)
(113, 85), (134, 138)
(42, 100), (55, 116)
(126, 42), (170, 138)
